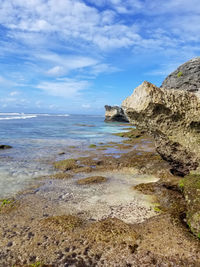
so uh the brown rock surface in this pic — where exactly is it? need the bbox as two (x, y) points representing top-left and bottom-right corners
(122, 81), (200, 176)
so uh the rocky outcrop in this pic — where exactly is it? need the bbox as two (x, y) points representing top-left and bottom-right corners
(104, 105), (129, 122)
(161, 57), (200, 92)
(122, 80), (200, 238)
(0, 145), (12, 149)
(122, 81), (200, 176)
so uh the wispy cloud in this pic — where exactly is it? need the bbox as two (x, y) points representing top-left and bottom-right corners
(0, 0), (200, 112)
(37, 78), (90, 98)
(9, 91), (20, 96)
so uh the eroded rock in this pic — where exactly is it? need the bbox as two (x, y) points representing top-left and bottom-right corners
(104, 105), (129, 122)
(122, 81), (200, 176)
(161, 57), (200, 92)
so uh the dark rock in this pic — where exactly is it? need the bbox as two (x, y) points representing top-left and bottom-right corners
(104, 105), (129, 122)
(0, 145), (12, 150)
(161, 57), (200, 92)
(7, 242), (13, 247)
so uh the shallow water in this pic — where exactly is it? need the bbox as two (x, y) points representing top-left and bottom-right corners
(0, 113), (128, 198)
(33, 169), (159, 224)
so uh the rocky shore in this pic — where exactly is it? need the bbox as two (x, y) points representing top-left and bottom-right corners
(0, 127), (200, 266)
(1, 58), (200, 266)
(122, 58), (200, 240)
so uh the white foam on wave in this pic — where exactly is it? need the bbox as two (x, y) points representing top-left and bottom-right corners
(0, 115), (37, 120)
(0, 113), (70, 120)
(0, 113), (22, 115)
(54, 114), (69, 117)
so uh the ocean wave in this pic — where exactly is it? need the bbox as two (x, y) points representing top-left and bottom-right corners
(0, 113), (70, 120)
(54, 114), (69, 117)
(21, 114), (70, 117)
(0, 113), (22, 116)
(0, 115), (37, 120)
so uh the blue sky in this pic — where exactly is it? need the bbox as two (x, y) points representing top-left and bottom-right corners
(0, 0), (200, 114)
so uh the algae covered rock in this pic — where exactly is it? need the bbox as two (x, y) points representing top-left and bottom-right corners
(53, 159), (77, 171)
(77, 176), (107, 185)
(179, 174), (200, 238)
(50, 172), (73, 179)
(104, 105), (129, 122)
(85, 217), (138, 244)
(122, 81), (200, 176)
(42, 215), (83, 232)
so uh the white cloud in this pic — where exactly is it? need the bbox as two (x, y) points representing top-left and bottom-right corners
(0, 75), (19, 88)
(0, 0), (200, 110)
(82, 104), (91, 108)
(0, 0), (141, 50)
(1, 0), (200, 54)
(90, 63), (120, 76)
(40, 54), (99, 76)
(9, 91), (20, 96)
(37, 78), (90, 98)
(46, 66), (64, 76)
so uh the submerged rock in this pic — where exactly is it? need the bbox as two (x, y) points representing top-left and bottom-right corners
(161, 57), (200, 92)
(77, 176), (107, 185)
(0, 145), (12, 150)
(104, 105), (129, 122)
(53, 159), (78, 171)
(122, 81), (200, 176)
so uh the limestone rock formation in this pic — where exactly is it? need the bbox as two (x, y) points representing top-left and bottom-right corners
(104, 105), (129, 122)
(161, 57), (200, 92)
(122, 81), (200, 176)
(122, 80), (200, 237)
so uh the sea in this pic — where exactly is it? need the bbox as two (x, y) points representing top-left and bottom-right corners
(0, 113), (126, 198)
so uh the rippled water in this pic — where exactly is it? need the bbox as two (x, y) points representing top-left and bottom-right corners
(0, 113), (127, 198)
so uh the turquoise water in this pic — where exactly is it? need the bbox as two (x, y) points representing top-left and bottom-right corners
(0, 113), (127, 198)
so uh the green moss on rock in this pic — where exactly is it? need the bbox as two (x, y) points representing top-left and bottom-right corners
(77, 176), (107, 185)
(134, 182), (156, 195)
(50, 172), (73, 179)
(88, 144), (97, 148)
(113, 128), (145, 139)
(0, 198), (16, 213)
(53, 159), (77, 171)
(180, 174), (200, 238)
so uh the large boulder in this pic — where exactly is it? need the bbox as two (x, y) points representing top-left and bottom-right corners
(104, 105), (129, 122)
(161, 57), (200, 92)
(122, 81), (200, 176)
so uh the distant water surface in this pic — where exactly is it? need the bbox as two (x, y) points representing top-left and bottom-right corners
(0, 113), (127, 198)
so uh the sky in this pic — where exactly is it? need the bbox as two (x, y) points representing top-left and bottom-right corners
(0, 0), (200, 114)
